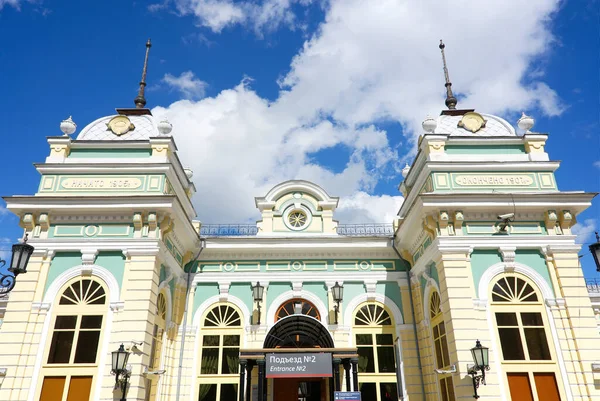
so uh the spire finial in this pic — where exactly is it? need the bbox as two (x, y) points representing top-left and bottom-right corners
(134, 38), (152, 109)
(439, 40), (457, 110)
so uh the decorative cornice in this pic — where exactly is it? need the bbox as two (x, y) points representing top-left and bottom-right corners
(81, 249), (98, 265)
(545, 298), (566, 309)
(499, 247), (516, 272)
(110, 301), (125, 312)
(31, 302), (51, 313)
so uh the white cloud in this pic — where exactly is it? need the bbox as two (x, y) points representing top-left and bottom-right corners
(594, 161), (600, 169)
(162, 71), (208, 99)
(173, 0), (307, 34)
(0, 0), (26, 11)
(572, 219), (597, 245)
(154, 0), (565, 224)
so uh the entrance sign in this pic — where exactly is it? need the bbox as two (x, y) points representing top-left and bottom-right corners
(334, 392), (361, 400)
(265, 353), (332, 378)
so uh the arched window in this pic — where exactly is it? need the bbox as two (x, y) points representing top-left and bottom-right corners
(38, 278), (108, 401)
(490, 274), (564, 401)
(146, 292), (167, 401)
(197, 304), (243, 401)
(353, 302), (398, 401)
(275, 298), (320, 321)
(429, 291), (455, 401)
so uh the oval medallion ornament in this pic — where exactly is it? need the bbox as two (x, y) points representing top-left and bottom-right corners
(107, 115), (135, 136)
(457, 112), (487, 133)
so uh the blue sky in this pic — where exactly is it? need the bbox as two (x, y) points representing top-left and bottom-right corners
(0, 0), (598, 277)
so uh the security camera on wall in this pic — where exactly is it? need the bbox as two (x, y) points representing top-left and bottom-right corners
(497, 213), (515, 221)
(497, 213), (515, 233)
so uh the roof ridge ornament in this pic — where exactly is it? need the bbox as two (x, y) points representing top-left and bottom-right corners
(134, 39), (152, 109)
(439, 40), (458, 110)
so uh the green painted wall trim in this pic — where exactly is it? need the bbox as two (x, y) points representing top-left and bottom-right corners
(44, 251), (125, 298)
(303, 282), (328, 311)
(515, 250), (554, 296)
(445, 144), (526, 155)
(193, 283), (219, 316)
(376, 282), (404, 323)
(68, 148), (152, 158)
(341, 283), (365, 310)
(95, 251), (125, 289)
(265, 283), (292, 310)
(229, 282), (254, 315)
(196, 258), (408, 273)
(471, 250), (503, 297)
(44, 252), (82, 295)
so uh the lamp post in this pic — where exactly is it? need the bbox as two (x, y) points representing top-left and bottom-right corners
(252, 282), (265, 325)
(111, 344), (131, 401)
(0, 235), (34, 295)
(331, 282), (344, 325)
(590, 232), (600, 272)
(468, 340), (490, 399)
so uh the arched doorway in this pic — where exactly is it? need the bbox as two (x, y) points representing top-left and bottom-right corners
(264, 314), (334, 348)
(264, 314), (334, 401)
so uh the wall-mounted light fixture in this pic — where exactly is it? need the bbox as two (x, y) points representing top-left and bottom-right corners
(252, 282), (265, 325)
(331, 282), (344, 324)
(0, 235), (34, 295)
(468, 340), (490, 399)
(111, 344), (132, 401)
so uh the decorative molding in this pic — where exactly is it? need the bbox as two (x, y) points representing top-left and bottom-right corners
(110, 301), (125, 312)
(472, 299), (487, 311)
(545, 298), (566, 309)
(477, 262), (554, 301)
(343, 292), (404, 336)
(80, 265), (93, 276)
(192, 294), (251, 328)
(31, 302), (51, 313)
(499, 247), (516, 272)
(218, 281), (231, 301)
(292, 281), (303, 297)
(43, 264), (121, 305)
(364, 279), (377, 298)
(265, 289), (328, 327)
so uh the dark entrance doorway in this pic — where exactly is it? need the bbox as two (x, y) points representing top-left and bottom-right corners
(239, 315), (359, 401)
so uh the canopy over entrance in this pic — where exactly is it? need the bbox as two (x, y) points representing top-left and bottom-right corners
(263, 315), (334, 348)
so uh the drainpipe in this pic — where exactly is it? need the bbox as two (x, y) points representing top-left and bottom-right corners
(392, 236), (426, 399)
(176, 238), (206, 401)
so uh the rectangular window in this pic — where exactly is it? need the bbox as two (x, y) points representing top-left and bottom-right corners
(65, 376), (93, 401)
(199, 335), (240, 375)
(533, 373), (561, 401)
(356, 334), (375, 373)
(433, 321), (451, 368)
(358, 382), (376, 401)
(376, 334), (395, 373)
(495, 313), (525, 360)
(522, 313), (551, 360)
(507, 373), (534, 401)
(40, 377), (66, 401)
(48, 315), (102, 364)
(379, 382), (398, 401)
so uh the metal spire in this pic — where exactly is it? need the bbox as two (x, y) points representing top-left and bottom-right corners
(439, 40), (457, 110)
(134, 39), (152, 109)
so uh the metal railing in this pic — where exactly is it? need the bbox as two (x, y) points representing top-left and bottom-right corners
(200, 224), (258, 237)
(199, 223), (395, 237)
(586, 278), (600, 293)
(336, 223), (394, 237)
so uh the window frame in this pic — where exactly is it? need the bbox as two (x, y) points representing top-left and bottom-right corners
(196, 303), (243, 401)
(429, 291), (455, 401)
(146, 291), (168, 401)
(352, 302), (398, 401)
(489, 273), (566, 401)
(36, 277), (109, 401)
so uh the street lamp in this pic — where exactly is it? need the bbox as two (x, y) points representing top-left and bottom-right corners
(468, 340), (490, 399)
(331, 282), (344, 324)
(0, 235), (34, 295)
(111, 344), (131, 401)
(252, 282), (265, 325)
(590, 232), (600, 272)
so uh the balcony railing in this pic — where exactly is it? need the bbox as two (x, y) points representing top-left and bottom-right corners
(336, 224), (394, 237)
(586, 278), (600, 293)
(200, 224), (258, 236)
(199, 223), (395, 237)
